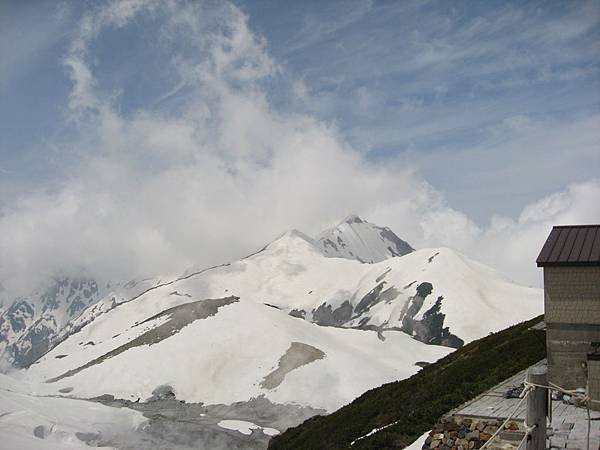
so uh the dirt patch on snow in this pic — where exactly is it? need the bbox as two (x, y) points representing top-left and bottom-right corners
(260, 342), (325, 389)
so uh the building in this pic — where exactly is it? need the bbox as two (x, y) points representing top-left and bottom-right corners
(536, 225), (600, 406)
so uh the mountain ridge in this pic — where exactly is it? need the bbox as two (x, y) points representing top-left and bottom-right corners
(19, 222), (542, 415)
(0, 215), (412, 371)
(1, 216), (540, 374)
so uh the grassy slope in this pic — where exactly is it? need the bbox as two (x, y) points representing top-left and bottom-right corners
(268, 315), (545, 450)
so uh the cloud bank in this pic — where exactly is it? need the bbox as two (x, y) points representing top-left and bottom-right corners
(0, 0), (598, 298)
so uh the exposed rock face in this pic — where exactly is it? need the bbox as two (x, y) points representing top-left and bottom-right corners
(305, 281), (463, 349)
(148, 384), (177, 402)
(288, 309), (306, 319)
(1, 301), (34, 335)
(401, 282), (464, 348)
(312, 301), (352, 326)
(355, 282), (399, 315)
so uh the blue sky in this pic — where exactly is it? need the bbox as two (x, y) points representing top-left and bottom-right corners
(0, 0), (599, 293)
(239, 0), (600, 220)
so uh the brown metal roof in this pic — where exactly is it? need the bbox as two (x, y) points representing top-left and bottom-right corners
(537, 225), (600, 267)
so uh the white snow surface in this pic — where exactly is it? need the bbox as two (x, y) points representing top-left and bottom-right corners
(317, 215), (414, 263)
(18, 224), (542, 414)
(0, 373), (144, 450)
(217, 419), (279, 436)
(405, 430), (432, 450)
(24, 300), (450, 412)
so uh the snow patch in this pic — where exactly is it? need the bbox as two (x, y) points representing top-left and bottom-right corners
(217, 419), (279, 436)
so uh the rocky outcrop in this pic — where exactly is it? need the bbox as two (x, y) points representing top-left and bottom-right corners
(401, 283), (464, 348)
(301, 280), (463, 349)
(312, 301), (353, 326)
(355, 282), (399, 315)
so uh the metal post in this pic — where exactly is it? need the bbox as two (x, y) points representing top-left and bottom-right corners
(526, 365), (548, 450)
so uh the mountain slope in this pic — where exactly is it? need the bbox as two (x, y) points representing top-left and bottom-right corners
(151, 232), (541, 347)
(317, 215), (414, 263)
(3, 217), (544, 449)
(24, 294), (451, 412)
(0, 216), (401, 372)
(22, 227), (541, 413)
(267, 316), (546, 450)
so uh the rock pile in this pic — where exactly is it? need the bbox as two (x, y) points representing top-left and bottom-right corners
(422, 415), (525, 450)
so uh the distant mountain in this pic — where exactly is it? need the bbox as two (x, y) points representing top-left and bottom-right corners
(317, 215), (414, 263)
(22, 219), (541, 416)
(0, 277), (165, 370)
(0, 278), (102, 370)
(0, 216), (412, 372)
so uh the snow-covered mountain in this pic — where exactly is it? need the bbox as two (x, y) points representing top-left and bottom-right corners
(0, 278), (103, 370)
(1, 216), (543, 448)
(317, 215), (414, 262)
(18, 218), (541, 416)
(0, 215), (410, 372)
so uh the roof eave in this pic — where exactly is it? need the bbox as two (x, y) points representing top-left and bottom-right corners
(537, 261), (600, 268)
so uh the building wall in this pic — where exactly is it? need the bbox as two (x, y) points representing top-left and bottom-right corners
(545, 266), (600, 390)
(588, 358), (600, 411)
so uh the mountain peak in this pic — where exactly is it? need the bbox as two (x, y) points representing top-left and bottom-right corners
(317, 216), (414, 263)
(263, 229), (321, 256)
(281, 229), (316, 242)
(341, 214), (364, 225)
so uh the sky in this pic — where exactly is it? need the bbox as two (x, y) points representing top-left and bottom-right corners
(0, 0), (599, 296)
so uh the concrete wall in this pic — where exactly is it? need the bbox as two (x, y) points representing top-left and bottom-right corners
(544, 266), (600, 391)
(588, 358), (600, 411)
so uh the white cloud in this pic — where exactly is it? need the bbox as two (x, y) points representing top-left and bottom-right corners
(0, 0), (421, 296)
(421, 180), (600, 287)
(0, 0), (598, 300)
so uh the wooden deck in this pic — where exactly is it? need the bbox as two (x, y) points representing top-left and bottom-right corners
(449, 362), (600, 449)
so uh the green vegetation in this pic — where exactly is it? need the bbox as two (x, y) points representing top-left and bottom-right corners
(268, 316), (545, 450)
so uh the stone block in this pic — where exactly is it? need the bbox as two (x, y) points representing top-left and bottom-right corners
(483, 426), (498, 435)
(479, 432), (492, 442)
(466, 430), (479, 440)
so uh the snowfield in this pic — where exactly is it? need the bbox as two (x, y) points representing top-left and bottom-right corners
(20, 221), (541, 412)
(24, 299), (451, 411)
(1, 216), (543, 448)
(0, 373), (144, 450)
(217, 420), (280, 436)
